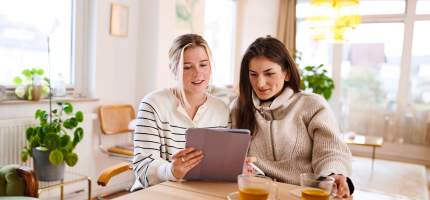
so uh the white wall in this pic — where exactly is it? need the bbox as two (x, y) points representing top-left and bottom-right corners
(88, 0), (138, 105)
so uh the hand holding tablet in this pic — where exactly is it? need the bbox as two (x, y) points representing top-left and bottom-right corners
(171, 147), (204, 179)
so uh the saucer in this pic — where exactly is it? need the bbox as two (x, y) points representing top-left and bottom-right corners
(226, 191), (239, 200)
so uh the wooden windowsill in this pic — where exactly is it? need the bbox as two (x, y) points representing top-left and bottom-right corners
(0, 97), (99, 105)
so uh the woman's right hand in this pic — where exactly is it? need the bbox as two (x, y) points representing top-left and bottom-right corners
(171, 147), (204, 180)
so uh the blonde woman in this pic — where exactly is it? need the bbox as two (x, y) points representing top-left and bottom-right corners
(131, 34), (229, 190)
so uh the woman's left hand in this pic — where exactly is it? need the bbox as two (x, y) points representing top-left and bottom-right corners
(329, 174), (350, 198)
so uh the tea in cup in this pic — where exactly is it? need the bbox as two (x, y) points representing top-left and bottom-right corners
(238, 174), (277, 200)
(299, 173), (334, 200)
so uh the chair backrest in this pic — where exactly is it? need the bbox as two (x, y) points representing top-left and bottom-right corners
(99, 104), (136, 135)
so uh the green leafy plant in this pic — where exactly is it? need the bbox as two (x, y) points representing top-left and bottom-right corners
(13, 68), (49, 100)
(21, 101), (84, 166)
(300, 64), (335, 100)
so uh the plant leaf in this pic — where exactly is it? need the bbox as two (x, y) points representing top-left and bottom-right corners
(65, 152), (78, 167)
(21, 149), (29, 162)
(36, 69), (44, 76)
(75, 111), (84, 122)
(74, 127), (84, 141)
(44, 77), (50, 84)
(26, 127), (34, 140)
(22, 69), (32, 78)
(304, 66), (313, 71)
(60, 134), (71, 147)
(63, 102), (73, 114)
(30, 135), (40, 149)
(44, 133), (59, 150)
(49, 149), (64, 165)
(13, 77), (23, 85)
(63, 119), (75, 129)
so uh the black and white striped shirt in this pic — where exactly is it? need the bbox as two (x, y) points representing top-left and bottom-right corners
(131, 88), (230, 190)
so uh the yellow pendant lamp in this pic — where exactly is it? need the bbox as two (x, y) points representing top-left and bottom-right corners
(308, 0), (361, 41)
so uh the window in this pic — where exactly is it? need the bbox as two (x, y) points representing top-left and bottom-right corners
(357, 0), (405, 15)
(204, 0), (236, 87)
(0, 0), (74, 87)
(416, 0), (430, 14)
(297, 0), (430, 146)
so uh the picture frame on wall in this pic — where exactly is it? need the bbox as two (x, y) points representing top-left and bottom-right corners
(110, 3), (129, 37)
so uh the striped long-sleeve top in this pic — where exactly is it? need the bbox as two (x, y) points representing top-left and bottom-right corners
(131, 88), (230, 190)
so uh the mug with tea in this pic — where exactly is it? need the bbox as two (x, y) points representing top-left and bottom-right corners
(237, 174), (277, 200)
(300, 173), (334, 200)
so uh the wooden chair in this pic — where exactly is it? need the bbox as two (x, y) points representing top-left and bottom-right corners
(97, 104), (135, 188)
(98, 104), (135, 159)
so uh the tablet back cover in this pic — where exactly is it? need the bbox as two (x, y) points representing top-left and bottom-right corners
(184, 128), (251, 181)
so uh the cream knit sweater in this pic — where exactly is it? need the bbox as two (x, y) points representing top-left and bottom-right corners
(231, 87), (352, 185)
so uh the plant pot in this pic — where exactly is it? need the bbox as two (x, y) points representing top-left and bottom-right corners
(27, 85), (43, 101)
(32, 147), (65, 181)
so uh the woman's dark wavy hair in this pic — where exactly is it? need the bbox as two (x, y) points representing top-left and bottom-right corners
(235, 36), (301, 135)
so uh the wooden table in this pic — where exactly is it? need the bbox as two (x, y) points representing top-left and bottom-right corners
(344, 134), (384, 168)
(114, 181), (300, 200)
(113, 180), (422, 200)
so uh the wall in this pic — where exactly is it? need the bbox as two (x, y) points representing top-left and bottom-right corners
(88, 0), (138, 105)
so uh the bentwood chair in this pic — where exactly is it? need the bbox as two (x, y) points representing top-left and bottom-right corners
(96, 104), (135, 187)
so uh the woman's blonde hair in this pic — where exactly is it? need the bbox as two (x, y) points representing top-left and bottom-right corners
(168, 34), (213, 109)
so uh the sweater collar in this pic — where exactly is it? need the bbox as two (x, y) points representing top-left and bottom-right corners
(252, 87), (294, 120)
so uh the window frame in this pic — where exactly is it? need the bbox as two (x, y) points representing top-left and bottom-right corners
(349, 0), (430, 114)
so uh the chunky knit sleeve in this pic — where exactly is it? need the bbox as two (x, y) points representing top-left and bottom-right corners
(307, 97), (352, 176)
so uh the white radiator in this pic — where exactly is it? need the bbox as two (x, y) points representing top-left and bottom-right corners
(0, 118), (36, 167)
(0, 117), (94, 199)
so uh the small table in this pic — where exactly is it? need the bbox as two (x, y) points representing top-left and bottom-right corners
(38, 171), (91, 200)
(344, 133), (384, 168)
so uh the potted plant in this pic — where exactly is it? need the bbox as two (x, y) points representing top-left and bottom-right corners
(13, 68), (49, 101)
(300, 64), (335, 100)
(21, 100), (84, 181)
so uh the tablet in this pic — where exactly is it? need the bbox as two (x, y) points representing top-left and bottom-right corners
(184, 128), (251, 181)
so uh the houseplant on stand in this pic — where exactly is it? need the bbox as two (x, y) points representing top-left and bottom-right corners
(21, 84), (84, 181)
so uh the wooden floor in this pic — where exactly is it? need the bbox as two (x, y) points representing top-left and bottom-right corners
(350, 156), (429, 200)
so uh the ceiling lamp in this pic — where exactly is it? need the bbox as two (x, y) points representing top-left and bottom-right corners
(307, 0), (361, 41)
